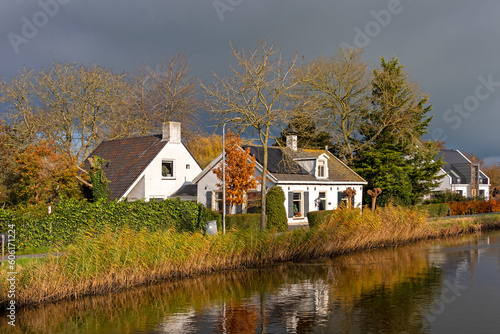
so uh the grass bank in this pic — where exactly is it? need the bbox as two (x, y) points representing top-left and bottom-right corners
(1, 205), (500, 307)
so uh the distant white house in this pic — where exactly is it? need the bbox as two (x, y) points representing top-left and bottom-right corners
(430, 149), (490, 199)
(193, 135), (367, 224)
(82, 122), (202, 201)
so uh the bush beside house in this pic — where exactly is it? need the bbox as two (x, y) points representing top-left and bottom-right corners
(307, 210), (334, 228)
(265, 186), (288, 232)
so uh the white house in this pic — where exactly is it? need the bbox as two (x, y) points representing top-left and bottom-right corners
(193, 135), (367, 224)
(431, 149), (490, 199)
(82, 122), (202, 201)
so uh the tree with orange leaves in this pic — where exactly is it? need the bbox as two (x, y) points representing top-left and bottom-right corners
(9, 140), (81, 206)
(213, 130), (257, 213)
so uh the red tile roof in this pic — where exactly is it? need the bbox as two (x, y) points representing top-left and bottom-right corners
(82, 135), (167, 200)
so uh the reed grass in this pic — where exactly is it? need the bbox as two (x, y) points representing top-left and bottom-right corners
(1, 205), (499, 307)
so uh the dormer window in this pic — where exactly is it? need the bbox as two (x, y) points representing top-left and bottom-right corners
(317, 160), (327, 178)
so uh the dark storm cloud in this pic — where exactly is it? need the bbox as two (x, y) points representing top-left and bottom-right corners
(1, 0), (499, 162)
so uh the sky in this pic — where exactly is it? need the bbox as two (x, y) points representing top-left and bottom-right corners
(1, 0), (499, 164)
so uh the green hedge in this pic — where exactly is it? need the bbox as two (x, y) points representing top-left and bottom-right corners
(0, 198), (218, 253)
(416, 203), (450, 217)
(307, 210), (333, 228)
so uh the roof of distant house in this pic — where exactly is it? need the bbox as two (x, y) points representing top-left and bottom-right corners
(437, 148), (488, 184)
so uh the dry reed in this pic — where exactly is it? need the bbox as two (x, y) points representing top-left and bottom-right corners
(1, 205), (499, 307)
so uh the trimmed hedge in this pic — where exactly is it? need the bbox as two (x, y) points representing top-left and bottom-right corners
(416, 203), (450, 217)
(307, 210), (334, 229)
(0, 198), (219, 253)
(448, 199), (500, 215)
(265, 186), (288, 232)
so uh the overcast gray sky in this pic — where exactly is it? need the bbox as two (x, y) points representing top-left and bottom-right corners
(1, 0), (499, 163)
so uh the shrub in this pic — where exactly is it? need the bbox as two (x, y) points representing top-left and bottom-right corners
(448, 199), (500, 215)
(307, 210), (333, 228)
(225, 213), (261, 231)
(265, 186), (287, 232)
(416, 203), (450, 217)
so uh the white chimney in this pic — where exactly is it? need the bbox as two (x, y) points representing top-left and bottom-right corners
(286, 135), (297, 151)
(162, 122), (181, 143)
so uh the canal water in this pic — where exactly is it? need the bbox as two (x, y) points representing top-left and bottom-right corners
(2, 230), (500, 333)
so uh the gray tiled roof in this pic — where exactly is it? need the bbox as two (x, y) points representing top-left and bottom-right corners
(243, 145), (366, 184)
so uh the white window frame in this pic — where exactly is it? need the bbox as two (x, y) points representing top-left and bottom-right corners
(317, 160), (327, 179)
(292, 191), (304, 218)
(161, 160), (175, 179)
(318, 191), (327, 211)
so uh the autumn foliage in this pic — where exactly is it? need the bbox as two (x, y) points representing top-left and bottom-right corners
(213, 130), (257, 211)
(9, 140), (80, 205)
(448, 199), (500, 216)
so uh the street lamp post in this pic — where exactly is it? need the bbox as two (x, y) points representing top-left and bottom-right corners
(222, 121), (227, 234)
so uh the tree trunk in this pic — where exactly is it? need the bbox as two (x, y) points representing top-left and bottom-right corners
(260, 143), (268, 231)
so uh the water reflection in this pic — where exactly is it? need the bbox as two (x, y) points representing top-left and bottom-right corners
(2, 230), (500, 333)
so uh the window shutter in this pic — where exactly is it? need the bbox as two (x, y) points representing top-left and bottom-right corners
(304, 191), (310, 214)
(288, 192), (294, 218)
(206, 191), (213, 209)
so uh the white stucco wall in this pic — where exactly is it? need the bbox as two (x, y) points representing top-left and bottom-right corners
(127, 176), (145, 200)
(196, 158), (274, 212)
(278, 184), (364, 224)
(433, 170), (451, 192)
(124, 142), (202, 201)
(479, 185), (490, 199)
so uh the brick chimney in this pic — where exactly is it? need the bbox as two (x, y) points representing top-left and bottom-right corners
(162, 122), (181, 143)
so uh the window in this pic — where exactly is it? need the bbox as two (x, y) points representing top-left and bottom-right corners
(293, 192), (303, 218)
(186, 164), (190, 169)
(162, 161), (174, 178)
(456, 190), (463, 196)
(317, 160), (326, 178)
(214, 191), (223, 212)
(479, 190), (485, 197)
(318, 192), (326, 211)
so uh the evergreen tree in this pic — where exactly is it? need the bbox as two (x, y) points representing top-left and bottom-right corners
(355, 58), (443, 205)
(275, 113), (332, 150)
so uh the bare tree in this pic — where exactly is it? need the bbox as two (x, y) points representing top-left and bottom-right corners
(124, 52), (201, 139)
(294, 47), (371, 164)
(36, 62), (128, 161)
(0, 67), (40, 144)
(202, 40), (298, 231)
(1, 62), (128, 162)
